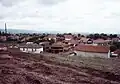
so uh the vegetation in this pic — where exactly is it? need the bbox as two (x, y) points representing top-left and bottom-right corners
(87, 33), (118, 40)
(1, 49), (120, 84)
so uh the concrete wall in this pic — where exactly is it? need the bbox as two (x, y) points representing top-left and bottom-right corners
(65, 38), (71, 41)
(26, 42), (33, 44)
(34, 48), (43, 53)
(74, 51), (109, 58)
(20, 47), (43, 53)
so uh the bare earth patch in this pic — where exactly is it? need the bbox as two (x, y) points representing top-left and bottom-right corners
(0, 50), (120, 84)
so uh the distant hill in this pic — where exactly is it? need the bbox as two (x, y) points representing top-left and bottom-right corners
(0, 28), (37, 34)
(0, 28), (63, 34)
(0, 28), (98, 34)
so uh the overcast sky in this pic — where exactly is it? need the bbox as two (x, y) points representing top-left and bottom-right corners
(0, 0), (120, 33)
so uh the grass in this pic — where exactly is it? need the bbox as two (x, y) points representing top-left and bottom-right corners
(5, 50), (120, 83)
(48, 54), (120, 74)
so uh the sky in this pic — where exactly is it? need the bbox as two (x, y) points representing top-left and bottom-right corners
(0, 0), (120, 34)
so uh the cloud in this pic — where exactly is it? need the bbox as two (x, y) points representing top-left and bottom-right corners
(0, 0), (21, 7)
(0, 0), (66, 7)
(38, 0), (66, 5)
(0, 0), (120, 33)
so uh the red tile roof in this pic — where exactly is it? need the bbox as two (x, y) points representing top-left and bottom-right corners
(74, 44), (109, 53)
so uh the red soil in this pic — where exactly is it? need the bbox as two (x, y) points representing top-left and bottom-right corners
(0, 50), (120, 84)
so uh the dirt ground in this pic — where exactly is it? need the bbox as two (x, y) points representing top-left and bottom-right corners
(0, 49), (120, 84)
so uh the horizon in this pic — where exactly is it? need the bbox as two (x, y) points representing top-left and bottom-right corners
(0, 0), (120, 34)
(0, 28), (120, 35)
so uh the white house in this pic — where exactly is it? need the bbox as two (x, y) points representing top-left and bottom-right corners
(19, 44), (43, 54)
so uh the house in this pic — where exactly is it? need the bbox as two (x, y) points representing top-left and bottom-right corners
(111, 49), (120, 57)
(74, 44), (110, 58)
(0, 44), (7, 51)
(39, 41), (50, 46)
(45, 42), (70, 53)
(112, 38), (119, 42)
(19, 44), (43, 53)
(9, 44), (18, 48)
(87, 39), (93, 44)
(7, 35), (19, 40)
(39, 41), (50, 51)
(21, 36), (32, 42)
(47, 34), (57, 42)
(0, 36), (7, 42)
(51, 42), (70, 53)
(80, 38), (93, 44)
(93, 39), (110, 46)
(68, 40), (79, 47)
(64, 35), (73, 41)
(57, 36), (65, 41)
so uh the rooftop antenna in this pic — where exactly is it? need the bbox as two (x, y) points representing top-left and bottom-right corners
(5, 23), (7, 34)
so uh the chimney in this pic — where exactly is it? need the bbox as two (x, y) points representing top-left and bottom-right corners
(5, 23), (7, 34)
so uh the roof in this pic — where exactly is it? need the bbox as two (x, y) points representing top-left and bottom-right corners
(93, 39), (109, 43)
(19, 44), (42, 48)
(52, 42), (69, 47)
(39, 41), (50, 44)
(69, 40), (79, 44)
(80, 38), (90, 42)
(64, 35), (73, 39)
(74, 44), (109, 53)
(39, 41), (50, 46)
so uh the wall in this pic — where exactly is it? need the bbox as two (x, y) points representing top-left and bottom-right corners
(26, 42), (33, 44)
(34, 48), (43, 53)
(74, 51), (109, 58)
(20, 47), (43, 53)
(65, 38), (71, 41)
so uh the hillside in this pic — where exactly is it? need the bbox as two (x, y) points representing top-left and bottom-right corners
(0, 49), (120, 84)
